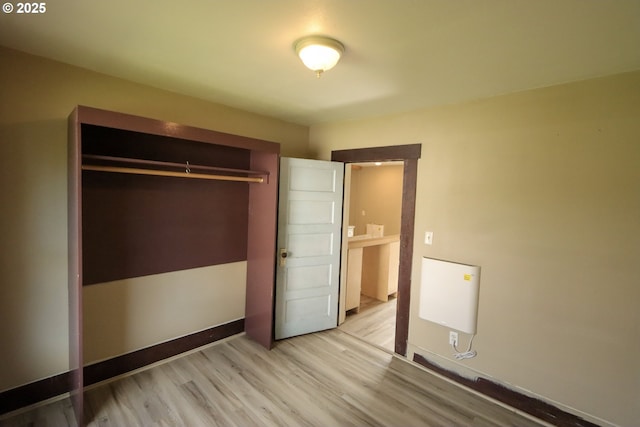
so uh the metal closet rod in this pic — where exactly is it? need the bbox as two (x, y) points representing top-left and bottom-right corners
(81, 154), (266, 183)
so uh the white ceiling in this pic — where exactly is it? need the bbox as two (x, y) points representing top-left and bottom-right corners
(1, 1), (639, 126)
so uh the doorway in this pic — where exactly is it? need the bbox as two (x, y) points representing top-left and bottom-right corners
(338, 161), (403, 352)
(332, 144), (421, 356)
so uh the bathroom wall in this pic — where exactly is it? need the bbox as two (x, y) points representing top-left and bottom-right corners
(349, 163), (403, 236)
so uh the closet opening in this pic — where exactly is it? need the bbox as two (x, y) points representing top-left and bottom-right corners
(68, 106), (280, 423)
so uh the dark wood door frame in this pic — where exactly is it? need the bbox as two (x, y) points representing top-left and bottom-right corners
(332, 144), (421, 356)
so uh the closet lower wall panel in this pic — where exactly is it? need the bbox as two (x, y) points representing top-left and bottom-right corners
(82, 262), (247, 364)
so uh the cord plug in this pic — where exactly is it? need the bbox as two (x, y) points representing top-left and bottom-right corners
(451, 333), (477, 360)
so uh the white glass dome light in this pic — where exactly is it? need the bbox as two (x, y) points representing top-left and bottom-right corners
(295, 36), (344, 78)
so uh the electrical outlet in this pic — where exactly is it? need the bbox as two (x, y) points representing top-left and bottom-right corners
(449, 331), (458, 346)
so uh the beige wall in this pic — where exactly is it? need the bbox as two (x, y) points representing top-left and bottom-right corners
(349, 165), (403, 236)
(310, 71), (640, 427)
(0, 46), (309, 392)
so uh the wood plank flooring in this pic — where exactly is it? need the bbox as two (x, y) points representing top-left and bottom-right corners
(0, 329), (544, 427)
(339, 294), (396, 352)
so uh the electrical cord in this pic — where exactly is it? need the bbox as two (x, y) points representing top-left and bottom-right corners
(452, 334), (477, 360)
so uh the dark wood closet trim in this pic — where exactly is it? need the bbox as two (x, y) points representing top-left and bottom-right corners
(245, 150), (279, 349)
(67, 107), (83, 420)
(0, 321), (243, 417)
(331, 143), (421, 356)
(413, 353), (600, 427)
(73, 106), (280, 153)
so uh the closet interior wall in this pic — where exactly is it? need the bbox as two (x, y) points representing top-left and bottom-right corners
(80, 124), (252, 285)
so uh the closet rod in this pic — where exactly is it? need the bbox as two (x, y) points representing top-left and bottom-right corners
(82, 165), (264, 183)
(82, 154), (268, 177)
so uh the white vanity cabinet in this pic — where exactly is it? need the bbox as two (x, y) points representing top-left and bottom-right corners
(345, 234), (400, 310)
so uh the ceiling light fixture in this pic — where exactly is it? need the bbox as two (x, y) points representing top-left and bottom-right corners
(295, 36), (344, 78)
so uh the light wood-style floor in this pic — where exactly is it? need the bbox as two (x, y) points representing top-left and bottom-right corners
(0, 328), (544, 427)
(339, 294), (397, 352)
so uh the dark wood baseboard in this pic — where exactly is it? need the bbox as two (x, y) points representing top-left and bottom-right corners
(0, 372), (70, 417)
(0, 319), (244, 416)
(413, 352), (600, 427)
(83, 319), (244, 386)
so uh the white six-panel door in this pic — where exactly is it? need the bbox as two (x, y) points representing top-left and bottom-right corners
(275, 158), (344, 339)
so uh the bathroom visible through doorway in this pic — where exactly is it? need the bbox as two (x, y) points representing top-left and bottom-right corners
(338, 161), (403, 352)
